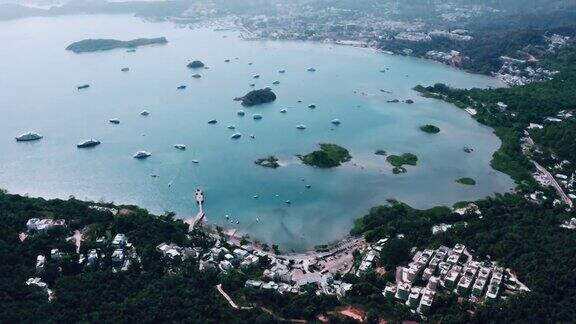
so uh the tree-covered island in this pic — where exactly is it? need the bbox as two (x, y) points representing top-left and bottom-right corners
(300, 144), (351, 168)
(65, 37), (168, 53)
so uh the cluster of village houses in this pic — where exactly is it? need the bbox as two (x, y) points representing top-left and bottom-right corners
(157, 238), (354, 298)
(516, 109), (576, 210)
(25, 217), (140, 300)
(379, 243), (526, 314)
(23, 211), (530, 316)
(349, 234), (527, 315)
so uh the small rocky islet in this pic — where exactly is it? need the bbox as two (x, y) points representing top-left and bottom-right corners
(254, 156), (280, 168)
(456, 177), (477, 185)
(235, 88), (277, 107)
(187, 60), (205, 69)
(420, 124), (440, 134)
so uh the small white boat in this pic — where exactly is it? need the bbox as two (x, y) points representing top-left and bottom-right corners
(252, 74), (260, 79)
(174, 144), (186, 150)
(279, 69), (286, 73)
(307, 67), (316, 72)
(109, 118), (120, 124)
(296, 124), (306, 130)
(227, 125), (236, 130)
(285, 200), (291, 204)
(77, 139), (101, 148)
(133, 151), (151, 159)
(308, 104), (316, 108)
(192, 74), (202, 78)
(253, 195), (259, 199)
(140, 110), (150, 116)
(253, 114), (263, 120)
(191, 160), (199, 164)
(208, 119), (217, 124)
(280, 109), (287, 113)
(272, 80), (280, 85)
(331, 119), (341, 125)
(231, 133), (242, 139)
(237, 110), (245, 116)
(15, 132), (42, 142)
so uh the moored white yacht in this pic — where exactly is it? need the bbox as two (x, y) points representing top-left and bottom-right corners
(77, 139), (101, 148)
(15, 132), (42, 142)
(174, 144), (186, 150)
(133, 151), (151, 159)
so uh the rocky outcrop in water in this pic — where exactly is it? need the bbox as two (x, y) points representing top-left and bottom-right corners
(235, 88), (277, 107)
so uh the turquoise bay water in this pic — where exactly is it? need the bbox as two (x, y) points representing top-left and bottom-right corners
(0, 15), (513, 250)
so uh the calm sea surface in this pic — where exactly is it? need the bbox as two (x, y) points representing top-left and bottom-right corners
(0, 15), (513, 250)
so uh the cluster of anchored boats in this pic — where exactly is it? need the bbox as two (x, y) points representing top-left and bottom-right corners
(15, 109), (189, 160)
(16, 61), (332, 160)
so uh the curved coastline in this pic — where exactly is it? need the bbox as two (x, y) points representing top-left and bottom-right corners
(0, 15), (513, 252)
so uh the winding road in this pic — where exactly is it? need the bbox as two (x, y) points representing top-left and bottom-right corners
(533, 160), (573, 208)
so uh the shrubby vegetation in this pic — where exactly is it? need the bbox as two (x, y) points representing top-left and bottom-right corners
(532, 120), (576, 163)
(302, 143), (351, 168)
(386, 153), (417, 167)
(385, 153), (418, 174)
